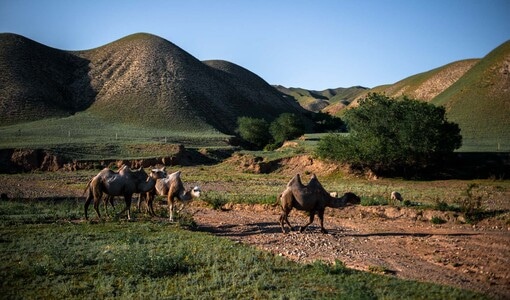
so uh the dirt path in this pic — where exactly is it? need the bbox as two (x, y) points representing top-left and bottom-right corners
(190, 203), (510, 299)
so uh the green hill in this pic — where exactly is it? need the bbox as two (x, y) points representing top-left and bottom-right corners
(431, 40), (510, 151)
(0, 33), (306, 134)
(356, 59), (479, 103)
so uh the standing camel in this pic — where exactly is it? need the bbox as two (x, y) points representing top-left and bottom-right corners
(140, 170), (201, 221)
(84, 166), (166, 220)
(278, 174), (360, 234)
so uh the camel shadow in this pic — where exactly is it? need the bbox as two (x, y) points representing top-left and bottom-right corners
(197, 221), (282, 236)
(197, 221), (481, 239)
(325, 227), (480, 238)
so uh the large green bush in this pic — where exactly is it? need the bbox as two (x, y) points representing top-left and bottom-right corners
(269, 113), (305, 144)
(236, 117), (272, 148)
(237, 113), (305, 149)
(317, 93), (462, 175)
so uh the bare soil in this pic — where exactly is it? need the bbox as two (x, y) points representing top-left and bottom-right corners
(190, 202), (510, 299)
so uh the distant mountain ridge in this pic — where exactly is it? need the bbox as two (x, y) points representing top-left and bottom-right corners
(0, 33), (305, 133)
(274, 85), (368, 112)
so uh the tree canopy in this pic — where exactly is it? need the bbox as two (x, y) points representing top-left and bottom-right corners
(317, 93), (462, 176)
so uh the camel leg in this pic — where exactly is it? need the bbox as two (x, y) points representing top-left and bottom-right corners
(318, 210), (328, 234)
(279, 209), (293, 233)
(168, 194), (175, 222)
(148, 194), (156, 216)
(125, 194), (132, 220)
(137, 193), (145, 213)
(117, 194), (132, 220)
(279, 213), (287, 233)
(285, 215), (293, 231)
(93, 196), (101, 220)
(103, 195), (115, 217)
(84, 190), (93, 220)
(299, 212), (315, 233)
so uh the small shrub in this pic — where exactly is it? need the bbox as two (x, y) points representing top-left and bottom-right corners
(361, 196), (388, 206)
(455, 183), (485, 223)
(310, 259), (350, 275)
(431, 216), (447, 224)
(204, 194), (228, 210)
(368, 265), (396, 275)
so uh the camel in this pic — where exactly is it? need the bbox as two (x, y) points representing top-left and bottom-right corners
(278, 174), (360, 234)
(390, 191), (404, 202)
(140, 170), (201, 221)
(84, 166), (166, 220)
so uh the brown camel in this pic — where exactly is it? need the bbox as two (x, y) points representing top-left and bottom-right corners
(278, 174), (360, 234)
(140, 170), (201, 221)
(84, 166), (166, 220)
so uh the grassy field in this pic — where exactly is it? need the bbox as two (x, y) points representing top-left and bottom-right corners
(0, 198), (486, 299)
(0, 112), (233, 159)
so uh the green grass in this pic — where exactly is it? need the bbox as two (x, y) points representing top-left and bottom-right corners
(0, 111), (233, 159)
(0, 199), (485, 299)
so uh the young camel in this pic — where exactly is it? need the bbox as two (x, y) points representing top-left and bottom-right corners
(84, 166), (166, 220)
(140, 170), (201, 221)
(278, 174), (360, 234)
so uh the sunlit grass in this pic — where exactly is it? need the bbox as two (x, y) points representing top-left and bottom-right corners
(0, 199), (485, 299)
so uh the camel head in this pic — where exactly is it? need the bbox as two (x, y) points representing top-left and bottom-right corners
(148, 167), (167, 181)
(328, 192), (361, 208)
(341, 192), (361, 205)
(178, 186), (201, 201)
(191, 186), (201, 198)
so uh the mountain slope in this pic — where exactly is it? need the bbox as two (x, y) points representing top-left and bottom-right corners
(0, 33), (95, 124)
(431, 40), (510, 151)
(274, 85), (367, 112)
(0, 33), (305, 133)
(335, 59), (480, 114)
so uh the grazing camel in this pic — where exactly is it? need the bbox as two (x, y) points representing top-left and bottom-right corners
(140, 171), (201, 221)
(84, 166), (166, 220)
(278, 174), (360, 234)
(390, 191), (403, 202)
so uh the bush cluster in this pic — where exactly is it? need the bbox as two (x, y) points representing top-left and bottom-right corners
(236, 113), (305, 149)
(316, 93), (462, 176)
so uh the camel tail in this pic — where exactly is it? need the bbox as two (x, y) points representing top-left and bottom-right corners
(83, 179), (92, 197)
(272, 193), (282, 208)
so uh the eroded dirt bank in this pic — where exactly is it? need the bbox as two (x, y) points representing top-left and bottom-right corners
(190, 203), (510, 299)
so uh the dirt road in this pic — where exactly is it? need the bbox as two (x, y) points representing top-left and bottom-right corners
(191, 203), (510, 299)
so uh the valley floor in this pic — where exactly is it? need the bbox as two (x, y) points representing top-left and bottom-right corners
(191, 203), (510, 299)
(0, 167), (509, 299)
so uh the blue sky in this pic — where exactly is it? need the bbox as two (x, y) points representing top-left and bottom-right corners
(1, 0), (509, 90)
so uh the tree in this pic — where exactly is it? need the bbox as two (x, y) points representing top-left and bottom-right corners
(269, 113), (305, 144)
(317, 93), (462, 176)
(236, 117), (272, 149)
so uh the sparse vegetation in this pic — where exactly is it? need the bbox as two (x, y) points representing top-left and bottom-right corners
(431, 216), (447, 224)
(0, 199), (487, 299)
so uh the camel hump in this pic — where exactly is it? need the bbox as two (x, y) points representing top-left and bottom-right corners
(167, 170), (181, 180)
(286, 173), (302, 187)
